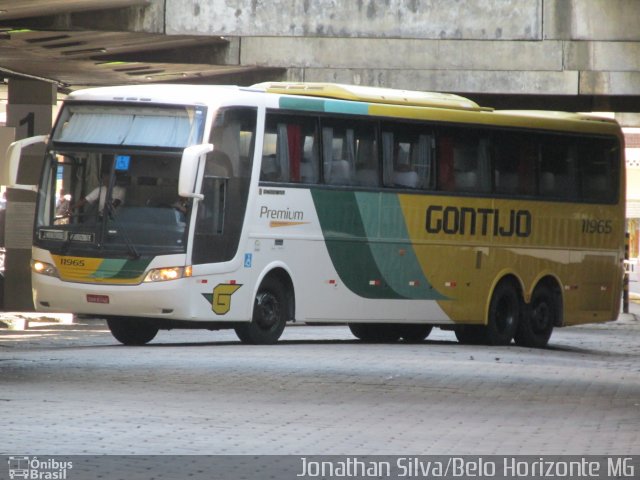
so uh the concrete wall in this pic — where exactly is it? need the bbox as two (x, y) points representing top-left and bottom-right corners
(167, 0), (542, 40)
(162, 0), (640, 101)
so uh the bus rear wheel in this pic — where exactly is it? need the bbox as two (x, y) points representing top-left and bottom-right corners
(515, 284), (556, 348)
(235, 278), (287, 345)
(484, 280), (520, 346)
(107, 317), (159, 345)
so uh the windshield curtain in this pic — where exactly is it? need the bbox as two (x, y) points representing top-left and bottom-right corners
(52, 104), (206, 148)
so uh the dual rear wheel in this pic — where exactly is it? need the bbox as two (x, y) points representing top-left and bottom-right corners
(455, 281), (557, 348)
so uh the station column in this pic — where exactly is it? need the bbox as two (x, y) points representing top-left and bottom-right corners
(4, 79), (56, 311)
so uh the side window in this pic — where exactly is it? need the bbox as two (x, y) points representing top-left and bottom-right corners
(493, 132), (537, 196)
(579, 137), (619, 203)
(261, 114), (319, 183)
(322, 119), (377, 186)
(539, 136), (578, 200)
(382, 124), (434, 189)
(438, 128), (490, 193)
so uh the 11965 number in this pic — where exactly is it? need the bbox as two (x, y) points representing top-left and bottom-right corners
(582, 219), (613, 234)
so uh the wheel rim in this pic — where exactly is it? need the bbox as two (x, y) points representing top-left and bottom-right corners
(531, 301), (552, 333)
(495, 295), (516, 334)
(255, 291), (280, 330)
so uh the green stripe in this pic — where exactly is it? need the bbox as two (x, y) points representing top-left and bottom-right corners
(279, 97), (326, 112)
(355, 192), (445, 300)
(311, 189), (445, 300)
(325, 99), (369, 115)
(279, 97), (370, 115)
(91, 258), (152, 280)
(311, 189), (402, 299)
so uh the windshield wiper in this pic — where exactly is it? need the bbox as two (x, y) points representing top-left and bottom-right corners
(104, 203), (140, 259)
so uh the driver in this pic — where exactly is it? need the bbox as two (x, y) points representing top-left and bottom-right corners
(75, 175), (126, 211)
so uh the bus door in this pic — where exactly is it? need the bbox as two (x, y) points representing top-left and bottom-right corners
(192, 108), (257, 265)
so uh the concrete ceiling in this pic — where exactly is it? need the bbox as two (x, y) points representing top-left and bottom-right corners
(0, 0), (282, 90)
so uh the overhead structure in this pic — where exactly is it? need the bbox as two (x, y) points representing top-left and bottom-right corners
(0, 0), (283, 89)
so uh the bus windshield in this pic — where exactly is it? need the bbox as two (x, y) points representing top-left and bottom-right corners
(33, 102), (208, 258)
(35, 149), (188, 257)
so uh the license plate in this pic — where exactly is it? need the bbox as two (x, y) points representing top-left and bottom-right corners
(86, 294), (109, 304)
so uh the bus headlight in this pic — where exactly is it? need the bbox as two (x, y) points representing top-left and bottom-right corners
(143, 266), (191, 283)
(31, 260), (59, 278)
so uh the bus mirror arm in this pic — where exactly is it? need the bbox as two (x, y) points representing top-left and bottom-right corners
(179, 143), (213, 199)
(2, 135), (49, 190)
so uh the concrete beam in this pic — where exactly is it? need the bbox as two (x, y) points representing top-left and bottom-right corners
(544, 0), (640, 41)
(241, 37), (562, 71)
(70, 0), (165, 33)
(580, 72), (640, 96)
(166, 0), (542, 40)
(292, 69), (579, 95)
(565, 42), (640, 72)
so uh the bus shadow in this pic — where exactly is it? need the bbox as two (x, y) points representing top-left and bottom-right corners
(144, 338), (461, 348)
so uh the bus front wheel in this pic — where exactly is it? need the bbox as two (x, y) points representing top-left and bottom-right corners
(235, 278), (287, 345)
(107, 317), (159, 345)
(515, 284), (556, 348)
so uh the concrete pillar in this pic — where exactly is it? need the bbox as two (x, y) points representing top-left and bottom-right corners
(4, 79), (56, 311)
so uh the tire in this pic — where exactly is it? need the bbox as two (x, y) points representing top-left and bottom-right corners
(235, 278), (287, 345)
(348, 323), (401, 343)
(107, 318), (158, 346)
(398, 324), (433, 343)
(485, 280), (521, 346)
(515, 284), (556, 348)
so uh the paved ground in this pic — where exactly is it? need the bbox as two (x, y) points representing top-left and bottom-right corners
(1, 303), (639, 457)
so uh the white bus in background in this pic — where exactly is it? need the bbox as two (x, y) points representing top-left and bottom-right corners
(3, 82), (625, 347)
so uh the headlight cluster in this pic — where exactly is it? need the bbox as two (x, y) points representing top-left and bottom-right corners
(32, 259), (191, 283)
(31, 260), (59, 278)
(143, 266), (192, 283)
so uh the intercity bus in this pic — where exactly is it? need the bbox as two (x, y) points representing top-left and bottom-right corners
(3, 82), (625, 347)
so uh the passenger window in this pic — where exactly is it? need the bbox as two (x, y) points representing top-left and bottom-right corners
(539, 137), (578, 200)
(438, 129), (490, 193)
(579, 138), (619, 203)
(493, 132), (537, 196)
(261, 114), (318, 183)
(322, 119), (377, 186)
(382, 124), (434, 189)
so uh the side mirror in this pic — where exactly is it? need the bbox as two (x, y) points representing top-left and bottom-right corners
(178, 143), (213, 200)
(1, 135), (48, 190)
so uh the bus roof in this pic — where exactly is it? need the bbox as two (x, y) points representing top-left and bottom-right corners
(65, 84), (247, 107)
(253, 82), (622, 135)
(64, 82), (621, 136)
(253, 81), (488, 112)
